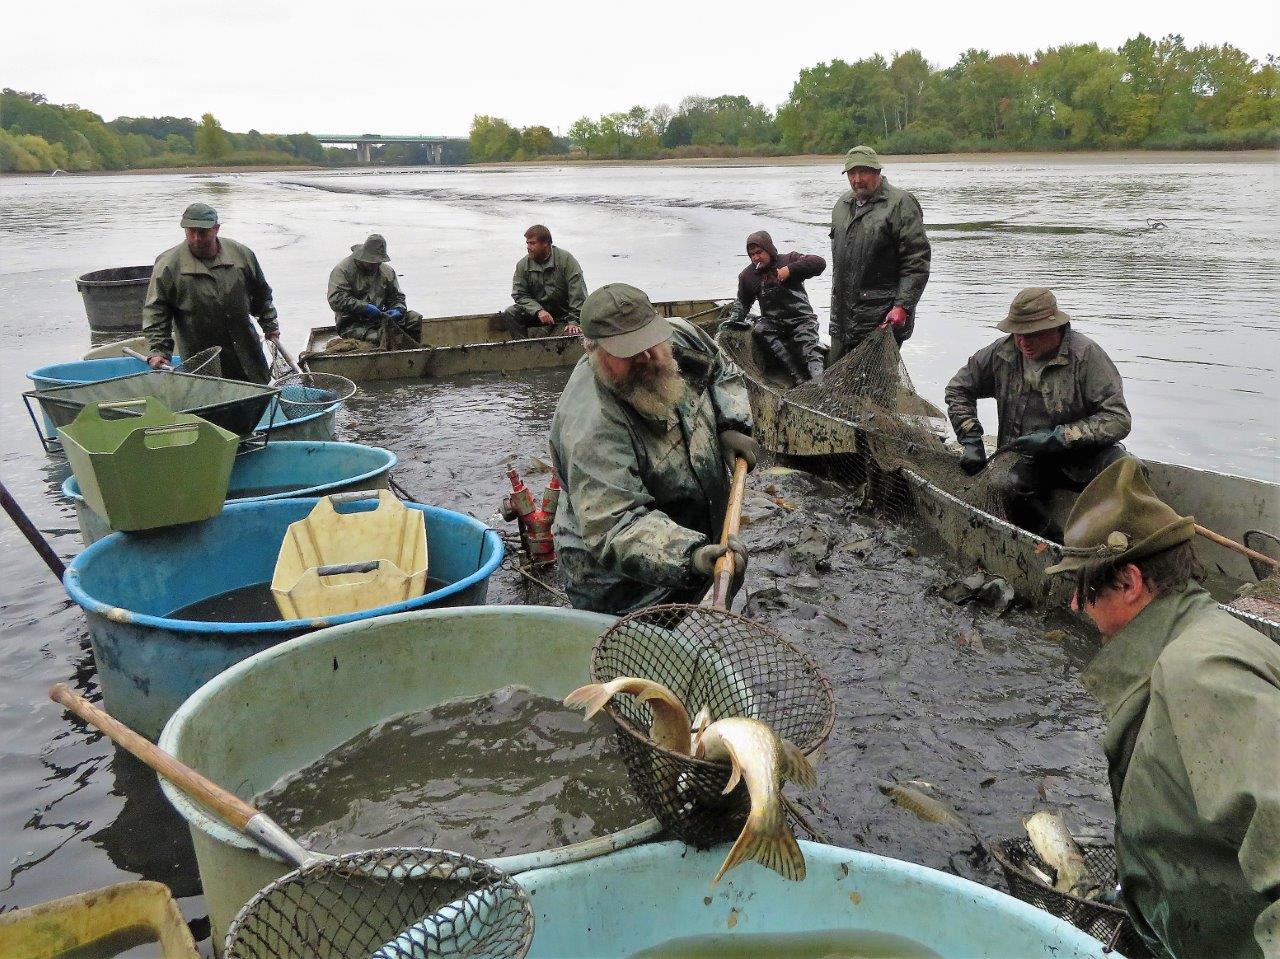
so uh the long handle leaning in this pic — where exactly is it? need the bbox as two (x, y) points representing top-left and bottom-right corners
(710, 456), (750, 610)
(1194, 524), (1280, 572)
(271, 339), (304, 375)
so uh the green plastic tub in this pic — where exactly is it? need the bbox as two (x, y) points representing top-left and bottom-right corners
(59, 397), (238, 532)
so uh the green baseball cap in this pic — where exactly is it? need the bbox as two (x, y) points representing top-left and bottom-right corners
(581, 283), (672, 358)
(179, 202), (219, 229)
(352, 233), (390, 264)
(842, 145), (882, 172)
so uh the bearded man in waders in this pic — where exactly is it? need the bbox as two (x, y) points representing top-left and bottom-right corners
(1047, 457), (1280, 959)
(549, 283), (758, 615)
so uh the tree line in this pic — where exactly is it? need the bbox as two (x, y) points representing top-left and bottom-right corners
(472, 34), (1278, 161)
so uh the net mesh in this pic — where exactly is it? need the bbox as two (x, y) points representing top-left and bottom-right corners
(591, 605), (834, 849)
(989, 838), (1153, 957)
(273, 372), (356, 420)
(224, 848), (532, 959)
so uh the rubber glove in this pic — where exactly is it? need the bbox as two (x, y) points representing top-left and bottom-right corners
(879, 305), (909, 329)
(361, 303), (382, 319)
(1010, 426), (1069, 456)
(719, 429), (760, 472)
(384, 308), (404, 321)
(690, 535), (749, 579)
(959, 437), (988, 475)
(146, 354), (172, 370)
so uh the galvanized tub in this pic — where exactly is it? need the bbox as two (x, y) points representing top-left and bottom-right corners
(518, 840), (1119, 958)
(76, 265), (152, 331)
(157, 606), (662, 952)
(63, 497), (503, 740)
(62, 441), (397, 545)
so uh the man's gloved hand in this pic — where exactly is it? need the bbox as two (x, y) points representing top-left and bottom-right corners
(690, 534), (749, 579)
(384, 308), (404, 321)
(720, 430), (760, 473)
(959, 437), (988, 475)
(147, 354), (172, 370)
(879, 305), (909, 329)
(1010, 426), (1069, 457)
(361, 303), (383, 319)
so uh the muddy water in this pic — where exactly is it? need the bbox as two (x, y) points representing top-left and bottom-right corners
(0, 158), (1274, 952)
(255, 685), (647, 857)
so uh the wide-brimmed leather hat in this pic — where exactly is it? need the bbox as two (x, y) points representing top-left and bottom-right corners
(351, 234), (390, 264)
(997, 287), (1071, 334)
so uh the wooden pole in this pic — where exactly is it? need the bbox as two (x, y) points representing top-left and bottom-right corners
(1195, 524), (1280, 571)
(0, 479), (65, 578)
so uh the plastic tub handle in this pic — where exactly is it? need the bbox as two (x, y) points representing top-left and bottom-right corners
(316, 560), (381, 576)
(326, 489), (387, 505)
(97, 399), (148, 410)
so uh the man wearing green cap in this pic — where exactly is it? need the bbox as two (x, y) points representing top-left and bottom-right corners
(327, 234), (424, 345)
(549, 283), (759, 614)
(1047, 457), (1280, 959)
(143, 202), (280, 384)
(828, 145), (930, 363)
(945, 287), (1131, 536)
(497, 224), (587, 339)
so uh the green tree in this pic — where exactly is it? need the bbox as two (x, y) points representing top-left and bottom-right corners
(469, 115), (520, 161)
(194, 112), (231, 161)
(520, 125), (554, 157)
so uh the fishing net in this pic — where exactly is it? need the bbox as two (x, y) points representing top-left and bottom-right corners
(224, 847), (532, 959)
(989, 838), (1152, 957)
(590, 604), (834, 848)
(174, 346), (222, 377)
(273, 372), (356, 419)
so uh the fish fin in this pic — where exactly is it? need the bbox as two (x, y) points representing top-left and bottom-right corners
(562, 683), (614, 720)
(711, 803), (807, 885)
(780, 739), (818, 791)
(719, 737), (745, 796)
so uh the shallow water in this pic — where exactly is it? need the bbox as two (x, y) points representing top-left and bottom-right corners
(0, 157), (1274, 952)
(627, 929), (942, 959)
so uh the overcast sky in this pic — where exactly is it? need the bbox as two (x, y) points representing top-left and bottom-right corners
(9, 0), (1276, 136)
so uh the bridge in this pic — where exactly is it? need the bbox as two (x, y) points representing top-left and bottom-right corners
(313, 134), (467, 164)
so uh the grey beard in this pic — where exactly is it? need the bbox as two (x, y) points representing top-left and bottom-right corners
(590, 354), (687, 419)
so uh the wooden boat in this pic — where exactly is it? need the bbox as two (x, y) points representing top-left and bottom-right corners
(718, 327), (1280, 641)
(300, 298), (729, 382)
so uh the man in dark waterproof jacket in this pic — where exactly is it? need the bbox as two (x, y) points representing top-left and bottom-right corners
(829, 145), (930, 364)
(723, 230), (826, 385)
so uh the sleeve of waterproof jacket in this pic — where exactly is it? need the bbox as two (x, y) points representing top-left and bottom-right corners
(142, 256), (176, 357)
(243, 247), (280, 335)
(726, 269), (757, 323)
(1062, 342), (1131, 447)
(561, 413), (707, 591)
(1157, 642), (1280, 955)
(327, 260), (363, 316)
(944, 345), (994, 439)
(891, 195), (931, 311)
(562, 251), (587, 321)
(382, 266), (408, 312)
(511, 260), (541, 317)
(787, 252), (827, 280)
(693, 323), (753, 436)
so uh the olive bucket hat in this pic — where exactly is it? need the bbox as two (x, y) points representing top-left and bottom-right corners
(1045, 457), (1196, 575)
(179, 202), (218, 229)
(352, 234), (391, 264)
(580, 283), (672, 358)
(842, 145), (882, 172)
(998, 287), (1071, 335)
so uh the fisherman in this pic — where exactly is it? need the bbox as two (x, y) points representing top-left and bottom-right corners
(497, 224), (587, 338)
(326, 234), (423, 344)
(944, 287), (1131, 537)
(549, 283), (759, 614)
(828, 145), (930, 364)
(723, 230), (826, 385)
(1046, 457), (1280, 959)
(143, 202), (280, 384)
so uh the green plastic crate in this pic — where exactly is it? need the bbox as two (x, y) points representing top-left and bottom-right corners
(59, 396), (238, 532)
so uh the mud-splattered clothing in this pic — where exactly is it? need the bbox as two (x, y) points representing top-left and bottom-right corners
(1083, 585), (1280, 959)
(326, 254), (422, 342)
(549, 318), (753, 614)
(506, 246), (587, 329)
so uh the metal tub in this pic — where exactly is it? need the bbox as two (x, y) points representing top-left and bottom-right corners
(76, 265), (152, 331)
(63, 497), (503, 740)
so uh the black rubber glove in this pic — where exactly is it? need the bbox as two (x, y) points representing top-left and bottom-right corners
(1010, 426), (1069, 457)
(959, 437), (988, 476)
(720, 429), (760, 472)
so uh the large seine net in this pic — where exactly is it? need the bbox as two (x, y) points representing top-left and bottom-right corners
(590, 605), (834, 849)
(224, 848), (532, 959)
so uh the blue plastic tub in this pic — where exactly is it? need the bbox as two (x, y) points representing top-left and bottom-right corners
(62, 441), (397, 544)
(63, 497), (503, 739)
(26, 356), (339, 444)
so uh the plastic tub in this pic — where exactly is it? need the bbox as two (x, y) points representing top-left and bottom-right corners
(75, 265), (152, 331)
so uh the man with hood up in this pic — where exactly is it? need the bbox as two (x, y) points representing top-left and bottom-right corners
(723, 230), (826, 385)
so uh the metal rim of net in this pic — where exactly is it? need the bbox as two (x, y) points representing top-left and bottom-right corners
(272, 372), (356, 415)
(589, 604), (835, 847)
(174, 346), (222, 377)
(223, 846), (533, 959)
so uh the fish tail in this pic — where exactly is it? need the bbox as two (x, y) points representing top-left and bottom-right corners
(711, 803), (806, 885)
(562, 683), (615, 720)
(780, 740), (818, 791)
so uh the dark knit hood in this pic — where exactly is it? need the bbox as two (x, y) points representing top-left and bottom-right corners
(746, 230), (778, 263)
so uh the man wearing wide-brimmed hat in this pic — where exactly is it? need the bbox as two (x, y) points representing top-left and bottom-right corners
(1046, 457), (1280, 959)
(143, 202), (280, 383)
(549, 283), (758, 614)
(944, 286), (1131, 536)
(828, 145), (931, 363)
(327, 234), (423, 345)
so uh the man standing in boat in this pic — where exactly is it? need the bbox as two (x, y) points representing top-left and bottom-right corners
(945, 287), (1131, 538)
(828, 146), (930, 364)
(723, 230), (826, 385)
(497, 225), (588, 338)
(1046, 457), (1280, 959)
(549, 283), (758, 614)
(327, 234), (424, 345)
(143, 203), (280, 384)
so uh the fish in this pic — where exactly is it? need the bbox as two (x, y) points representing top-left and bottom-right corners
(1024, 810), (1098, 899)
(874, 779), (970, 830)
(563, 677), (693, 755)
(693, 717), (817, 884)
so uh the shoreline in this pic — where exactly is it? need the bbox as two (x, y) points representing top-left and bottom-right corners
(3, 149), (1274, 179)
